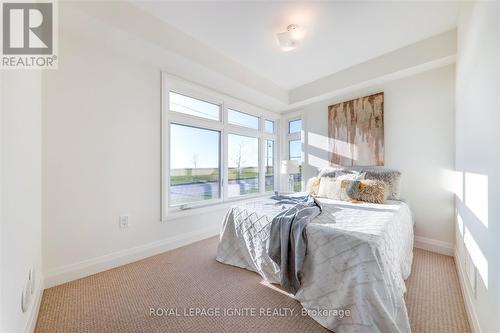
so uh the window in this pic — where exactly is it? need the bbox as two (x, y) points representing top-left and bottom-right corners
(228, 109), (259, 129)
(169, 124), (220, 206)
(169, 91), (220, 121)
(289, 140), (301, 161)
(228, 134), (259, 196)
(264, 120), (274, 133)
(265, 140), (274, 192)
(163, 75), (279, 216)
(288, 119), (302, 134)
(286, 118), (303, 192)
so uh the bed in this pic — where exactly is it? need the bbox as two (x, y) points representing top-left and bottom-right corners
(216, 195), (414, 333)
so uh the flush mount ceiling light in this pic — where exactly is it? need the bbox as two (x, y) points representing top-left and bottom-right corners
(276, 24), (306, 52)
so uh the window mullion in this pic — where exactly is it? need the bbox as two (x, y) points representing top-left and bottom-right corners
(274, 139), (278, 192)
(222, 104), (228, 201)
(259, 137), (264, 194)
(260, 117), (265, 193)
(169, 112), (223, 131)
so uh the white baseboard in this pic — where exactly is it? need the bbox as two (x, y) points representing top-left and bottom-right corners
(455, 249), (481, 333)
(414, 235), (454, 256)
(25, 274), (44, 333)
(43, 226), (220, 288)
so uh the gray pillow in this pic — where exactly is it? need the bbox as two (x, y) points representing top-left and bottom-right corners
(317, 167), (359, 178)
(361, 167), (401, 200)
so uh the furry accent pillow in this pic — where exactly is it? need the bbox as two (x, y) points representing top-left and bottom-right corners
(346, 179), (388, 204)
(361, 168), (401, 200)
(305, 177), (321, 196)
(317, 173), (362, 201)
(317, 166), (401, 200)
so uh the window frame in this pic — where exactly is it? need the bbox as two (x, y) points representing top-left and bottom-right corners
(162, 73), (279, 221)
(227, 133), (261, 198)
(282, 114), (304, 192)
(264, 139), (276, 193)
(288, 119), (302, 135)
(288, 139), (302, 161)
(168, 122), (223, 208)
(264, 119), (275, 133)
(227, 108), (260, 130)
(169, 91), (221, 122)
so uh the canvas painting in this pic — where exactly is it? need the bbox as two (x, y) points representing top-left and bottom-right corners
(328, 92), (384, 166)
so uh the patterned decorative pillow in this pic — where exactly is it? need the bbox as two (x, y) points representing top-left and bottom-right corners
(317, 177), (343, 200)
(305, 177), (321, 196)
(317, 173), (363, 201)
(361, 168), (401, 200)
(346, 179), (388, 204)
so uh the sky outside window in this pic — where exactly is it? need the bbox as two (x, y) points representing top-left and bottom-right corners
(264, 120), (274, 133)
(228, 109), (259, 129)
(170, 123), (220, 169)
(289, 140), (302, 161)
(289, 119), (302, 134)
(169, 92), (220, 121)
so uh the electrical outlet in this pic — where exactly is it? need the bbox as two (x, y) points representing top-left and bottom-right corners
(119, 215), (129, 229)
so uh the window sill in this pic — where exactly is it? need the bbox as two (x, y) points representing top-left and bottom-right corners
(162, 193), (274, 222)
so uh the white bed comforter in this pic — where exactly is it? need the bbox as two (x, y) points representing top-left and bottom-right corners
(216, 196), (414, 333)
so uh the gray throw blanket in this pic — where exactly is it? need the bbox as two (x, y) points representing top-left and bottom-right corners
(268, 196), (322, 294)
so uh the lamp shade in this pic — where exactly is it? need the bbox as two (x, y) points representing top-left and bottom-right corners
(281, 160), (300, 174)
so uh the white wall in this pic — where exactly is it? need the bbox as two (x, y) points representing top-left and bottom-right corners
(41, 4), (237, 286)
(296, 65), (456, 247)
(1, 70), (43, 332)
(455, 1), (500, 332)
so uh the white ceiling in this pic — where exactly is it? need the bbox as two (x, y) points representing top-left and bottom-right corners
(133, 1), (459, 90)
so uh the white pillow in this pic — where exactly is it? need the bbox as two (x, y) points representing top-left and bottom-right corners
(317, 173), (364, 201)
(305, 177), (321, 196)
(317, 177), (341, 200)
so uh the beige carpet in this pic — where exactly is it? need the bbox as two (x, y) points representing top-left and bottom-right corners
(36, 237), (471, 333)
(404, 248), (471, 333)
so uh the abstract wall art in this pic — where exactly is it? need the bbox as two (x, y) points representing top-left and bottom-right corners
(328, 92), (384, 166)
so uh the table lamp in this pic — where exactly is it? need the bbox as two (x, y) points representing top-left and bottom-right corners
(281, 160), (300, 192)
